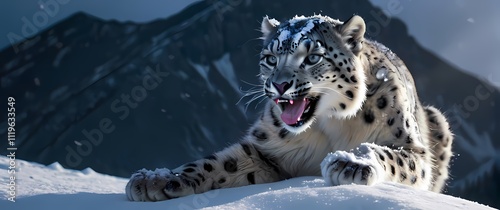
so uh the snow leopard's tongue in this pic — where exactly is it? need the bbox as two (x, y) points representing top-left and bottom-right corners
(279, 99), (307, 125)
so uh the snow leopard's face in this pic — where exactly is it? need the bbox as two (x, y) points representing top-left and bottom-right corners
(260, 15), (367, 133)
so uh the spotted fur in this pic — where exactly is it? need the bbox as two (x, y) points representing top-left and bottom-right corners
(126, 15), (453, 201)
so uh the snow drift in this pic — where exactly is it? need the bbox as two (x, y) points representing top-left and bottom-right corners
(0, 156), (492, 210)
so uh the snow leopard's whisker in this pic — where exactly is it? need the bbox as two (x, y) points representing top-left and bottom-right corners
(313, 91), (331, 96)
(241, 80), (264, 87)
(241, 90), (263, 97)
(254, 96), (268, 109)
(239, 87), (262, 95)
(313, 86), (343, 95)
(236, 88), (264, 105)
(310, 87), (334, 95)
(245, 94), (266, 112)
(245, 93), (266, 106)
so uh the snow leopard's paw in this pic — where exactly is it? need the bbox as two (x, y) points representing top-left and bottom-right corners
(126, 168), (194, 201)
(321, 143), (383, 186)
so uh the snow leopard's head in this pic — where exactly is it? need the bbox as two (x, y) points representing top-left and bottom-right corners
(259, 15), (367, 133)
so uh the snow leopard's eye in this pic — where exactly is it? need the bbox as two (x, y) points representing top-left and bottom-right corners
(304, 54), (322, 65)
(265, 55), (278, 66)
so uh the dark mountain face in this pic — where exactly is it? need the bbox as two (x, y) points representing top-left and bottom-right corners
(1, 0), (498, 207)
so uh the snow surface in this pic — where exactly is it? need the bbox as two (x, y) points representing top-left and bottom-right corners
(0, 156), (493, 210)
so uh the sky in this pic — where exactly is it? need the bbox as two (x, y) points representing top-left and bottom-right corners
(0, 0), (499, 86)
(370, 0), (500, 87)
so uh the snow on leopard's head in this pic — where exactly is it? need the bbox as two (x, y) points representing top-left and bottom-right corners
(259, 15), (368, 133)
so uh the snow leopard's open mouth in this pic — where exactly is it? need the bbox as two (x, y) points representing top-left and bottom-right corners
(275, 96), (319, 127)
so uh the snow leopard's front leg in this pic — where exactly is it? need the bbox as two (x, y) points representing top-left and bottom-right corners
(126, 141), (283, 201)
(321, 143), (432, 190)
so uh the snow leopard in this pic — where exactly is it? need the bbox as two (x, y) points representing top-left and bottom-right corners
(126, 15), (453, 201)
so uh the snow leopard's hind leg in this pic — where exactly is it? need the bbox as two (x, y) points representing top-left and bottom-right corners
(424, 106), (454, 192)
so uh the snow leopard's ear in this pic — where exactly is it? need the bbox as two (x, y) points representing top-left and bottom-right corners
(339, 15), (366, 55)
(261, 16), (280, 42)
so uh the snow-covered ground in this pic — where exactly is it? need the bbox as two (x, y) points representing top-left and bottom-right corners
(0, 155), (493, 210)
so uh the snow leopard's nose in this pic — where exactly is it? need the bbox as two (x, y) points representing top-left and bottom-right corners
(272, 81), (293, 95)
